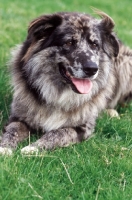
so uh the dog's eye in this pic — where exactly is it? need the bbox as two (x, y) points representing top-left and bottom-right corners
(88, 40), (99, 50)
(91, 43), (98, 49)
(64, 41), (72, 47)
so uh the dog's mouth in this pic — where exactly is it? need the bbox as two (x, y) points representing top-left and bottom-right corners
(59, 64), (92, 94)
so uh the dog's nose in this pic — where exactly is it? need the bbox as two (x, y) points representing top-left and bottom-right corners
(83, 61), (98, 76)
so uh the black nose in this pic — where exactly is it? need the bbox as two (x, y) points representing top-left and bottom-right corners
(83, 61), (98, 76)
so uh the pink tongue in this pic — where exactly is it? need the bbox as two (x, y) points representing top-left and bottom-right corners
(71, 78), (92, 94)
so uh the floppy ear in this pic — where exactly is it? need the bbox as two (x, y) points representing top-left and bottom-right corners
(94, 9), (119, 57)
(28, 14), (62, 41)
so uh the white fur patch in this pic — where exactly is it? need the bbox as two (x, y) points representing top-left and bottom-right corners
(91, 70), (99, 80)
(0, 147), (13, 156)
(21, 146), (39, 155)
(106, 109), (120, 118)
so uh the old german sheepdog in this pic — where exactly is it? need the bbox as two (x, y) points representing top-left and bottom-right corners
(0, 10), (132, 155)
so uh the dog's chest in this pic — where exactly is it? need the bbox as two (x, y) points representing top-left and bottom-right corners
(29, 102), (95, 132)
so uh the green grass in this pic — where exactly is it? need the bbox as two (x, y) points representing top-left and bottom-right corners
(0, 0), (132, 199)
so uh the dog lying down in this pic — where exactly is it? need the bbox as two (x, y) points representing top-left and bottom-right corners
(0, 10), (132, 155)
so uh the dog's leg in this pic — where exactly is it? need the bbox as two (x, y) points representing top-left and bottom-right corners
(21, 123), (94, 154)
(106, 109), (120, 118)
(0, 122), (30, 155)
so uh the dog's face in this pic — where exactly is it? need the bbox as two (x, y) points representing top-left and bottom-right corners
(15, 12), (119, 101)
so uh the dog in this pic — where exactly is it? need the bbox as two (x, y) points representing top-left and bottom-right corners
(0, 10), (131, 155)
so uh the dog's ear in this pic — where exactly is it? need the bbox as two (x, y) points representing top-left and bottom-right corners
(94, 9), (119, 57)
(101, 32), (119, 58)
(100, 12), (119, 57)
(28, 14), (62, 41)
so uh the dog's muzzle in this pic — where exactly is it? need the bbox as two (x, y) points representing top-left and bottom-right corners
(83, 61), (98, 77)
(59, 62), (96, 94)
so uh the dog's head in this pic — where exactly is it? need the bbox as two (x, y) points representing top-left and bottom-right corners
(17, 11), (119, 96)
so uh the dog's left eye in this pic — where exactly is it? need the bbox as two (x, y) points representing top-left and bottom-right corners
(91, 43), (98, 49)
(64, 40), (73, 47)
(88, 40), (99, 50)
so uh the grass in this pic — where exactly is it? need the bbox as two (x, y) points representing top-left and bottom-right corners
(0, 0), (132, 199)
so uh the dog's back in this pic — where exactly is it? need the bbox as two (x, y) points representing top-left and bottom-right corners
(108, 43), (132, 109)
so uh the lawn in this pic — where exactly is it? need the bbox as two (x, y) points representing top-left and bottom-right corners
(0, 0), (132, 199)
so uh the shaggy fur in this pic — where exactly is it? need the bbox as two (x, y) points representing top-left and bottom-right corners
(108, 44), (132, 108)
(0, 10), (132, 154)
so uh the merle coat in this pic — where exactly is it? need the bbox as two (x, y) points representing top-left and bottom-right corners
(1, 11), (131, 155)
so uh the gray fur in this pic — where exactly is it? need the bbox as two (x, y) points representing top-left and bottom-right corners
(0, 11), (131, 153)
(108, 44), (132, 108)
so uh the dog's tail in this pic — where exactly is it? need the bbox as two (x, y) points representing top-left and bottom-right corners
(91, 7), (115, 29)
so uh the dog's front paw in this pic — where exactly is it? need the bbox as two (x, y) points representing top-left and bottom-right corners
(21, 146), (39, 155)
(106, 109), (120, 118)
(0, 147), (13, 156)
